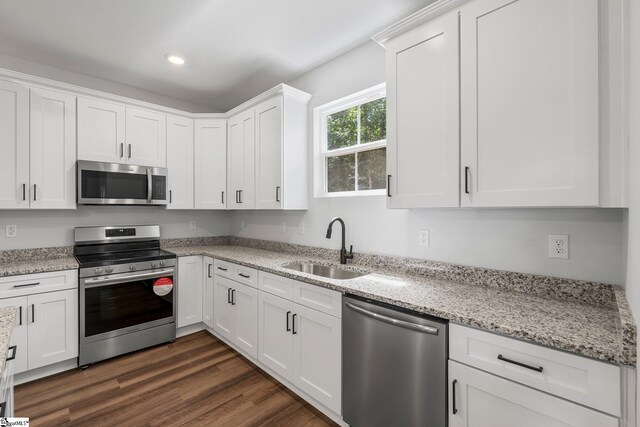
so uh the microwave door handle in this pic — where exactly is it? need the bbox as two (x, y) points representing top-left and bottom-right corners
(147, 168), (153, 203)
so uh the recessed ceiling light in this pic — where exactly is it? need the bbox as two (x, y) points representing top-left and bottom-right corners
(165, 54), (185, 65)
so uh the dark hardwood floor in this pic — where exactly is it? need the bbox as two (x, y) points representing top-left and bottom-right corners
(15, 331), (338, 426)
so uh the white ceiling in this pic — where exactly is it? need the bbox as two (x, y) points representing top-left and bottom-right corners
(0, 0), (434, 112)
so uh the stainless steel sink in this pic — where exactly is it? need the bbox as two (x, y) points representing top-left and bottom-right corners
(283, 262), (368, 280)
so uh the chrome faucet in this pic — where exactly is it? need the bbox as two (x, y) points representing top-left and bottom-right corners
(326, 217), (353, 265)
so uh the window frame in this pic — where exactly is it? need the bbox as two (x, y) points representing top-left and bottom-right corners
(313, 83), (387, 198)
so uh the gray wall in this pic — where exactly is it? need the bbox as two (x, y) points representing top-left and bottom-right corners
(0, 208), (229, 250)
(230, 41), (627, 285)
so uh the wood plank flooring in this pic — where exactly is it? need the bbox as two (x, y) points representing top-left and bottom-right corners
(15, 331), (338, 427)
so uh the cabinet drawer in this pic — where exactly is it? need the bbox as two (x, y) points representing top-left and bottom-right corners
(234, 265), (257, 288)
(0, 270), (77, 298)
(258, 271), (294, 300)
(293, 281), (341, 318)
(213, 260), (234, 279)
(449, 324), (621, 416)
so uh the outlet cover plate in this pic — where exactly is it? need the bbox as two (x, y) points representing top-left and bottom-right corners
(418, 230), (429, 247)
(548, 234), (569, 259)
(5, 225), (17, 238)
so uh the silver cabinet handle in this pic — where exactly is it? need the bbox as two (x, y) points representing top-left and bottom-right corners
(208, 264), (212, 278)
(169, 190), (172, 204)
(33, 184), (37, 201)
(221, 191), (224, 204)
(18, 306), (22, 326)
(147, 168), (153, 203)
(344, 302), (439, 335)
(128, 144), (132, 159)
(22, 183), (26, 201)
(120, 143), (124, 158)
(31, 304), (34, 323)
(276, 186), (280, 202)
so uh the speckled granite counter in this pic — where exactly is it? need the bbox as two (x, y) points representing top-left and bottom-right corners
(0, 308), (17, 376)
(167, 244), (636, 366)
(0, 246), (78, 278)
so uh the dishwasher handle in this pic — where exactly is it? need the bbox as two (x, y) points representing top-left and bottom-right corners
(345, 302), (439, 335)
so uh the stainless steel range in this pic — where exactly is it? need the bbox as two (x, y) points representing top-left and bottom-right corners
(74, 225), (176, 366)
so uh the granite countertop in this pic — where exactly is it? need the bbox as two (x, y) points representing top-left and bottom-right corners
(0, 308), (17, 376)
(167, 244), (636, 366)
(0, 246), (78, 278)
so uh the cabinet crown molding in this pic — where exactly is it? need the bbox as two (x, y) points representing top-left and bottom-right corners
(372, 0), (470, 46)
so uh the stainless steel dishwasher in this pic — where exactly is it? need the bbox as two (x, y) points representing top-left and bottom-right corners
(343, 295), (448, 427)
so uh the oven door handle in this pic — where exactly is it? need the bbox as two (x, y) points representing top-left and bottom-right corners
(147, 168), (153, 203)
(83, 269), (175, 287)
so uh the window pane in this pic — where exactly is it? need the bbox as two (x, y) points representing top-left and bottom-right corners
(327, 154), (355, 193)
(357, 148), (386, 191)
(327, 107), (358, 150)
(360, 98), (386, 144)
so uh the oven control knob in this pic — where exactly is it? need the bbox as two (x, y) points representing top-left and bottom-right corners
(129, 264), (137, 271)
(94, 267), (103, 275)
(105, 267), (113, 274)
(159, 260), (165, 267)
(151, 262), (157, 268)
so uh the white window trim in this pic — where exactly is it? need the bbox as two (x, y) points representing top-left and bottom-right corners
(313, 83), (387, 198)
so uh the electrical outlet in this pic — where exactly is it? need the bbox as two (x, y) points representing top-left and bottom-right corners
(189, 221), (197, 230)
(548, 234), (569, 259)
(5, 225), (17, 238)
(418, 230), (429, 247)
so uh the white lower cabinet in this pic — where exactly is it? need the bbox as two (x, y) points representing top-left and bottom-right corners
(258, 275), (342, 415)
(177, 256), (203, 328)
(449, 360), (617, 427)
(0, 270), (78, 375)
(213, 275), (258, 359)
(202, 257), (214, 329)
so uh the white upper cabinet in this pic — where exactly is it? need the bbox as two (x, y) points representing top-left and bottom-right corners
(30, 88), (77, 209)
(78, 98), (166, 167)
(255, 97), (283, 210)
(77, 97), (126, 164)
(194, 119), (227, 210)
(254, 91), (310, 210)
(379, 0), (624, 208)
(227, 109), (255, 209)
(460, 0), (599, 207)
(125, 107), (166, 168)
(0, 80), (29, 209)
(386, 11), (460, 208)
(166, 115), (194, 210)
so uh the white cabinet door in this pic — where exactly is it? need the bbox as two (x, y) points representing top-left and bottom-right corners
(292, 303), (341, 414)
(227, 109), (255, 209)
(460, 0), (599, 207)
(255, 97), (283, 210)
(449, 361), (617, 427)
(194, 119), (227, 209)
(386, 12), (459, 208)
(0, 80), (29, 209)
(125, 107), (166, 167)
(0, 297), (28, 374)
(29, 88), (76, 210)
(202, 257), (214, 329)
(232, 282), (258, 359)
(26, 289), (78, 371)
(166, 115), (194, 210)
(258, 292), (294, 380)
(213, 276), (234, 340)
(77, 97), (126, 164)
(177, 256), (203, 328)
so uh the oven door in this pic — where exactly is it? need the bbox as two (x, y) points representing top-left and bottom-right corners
(80, 268), (175, 344)
(77, 160), (168, 205)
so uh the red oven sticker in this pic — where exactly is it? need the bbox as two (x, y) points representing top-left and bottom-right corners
(153, 277), (173, 296)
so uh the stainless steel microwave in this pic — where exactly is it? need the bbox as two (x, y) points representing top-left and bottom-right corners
(77, 160), (168, 205)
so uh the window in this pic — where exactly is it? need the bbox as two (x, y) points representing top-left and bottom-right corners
(314, 84), (386, 197)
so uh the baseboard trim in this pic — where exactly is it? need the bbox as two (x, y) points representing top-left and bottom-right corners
(15, 359), (78, 385)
